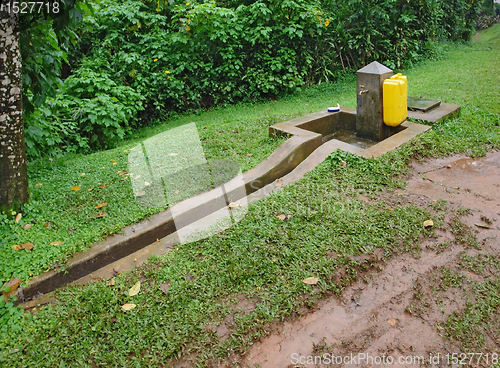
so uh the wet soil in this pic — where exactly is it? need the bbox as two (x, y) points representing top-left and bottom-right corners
(238, 151), (500, 368)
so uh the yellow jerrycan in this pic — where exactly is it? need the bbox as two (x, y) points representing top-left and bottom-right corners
(383, 73), (407, 127)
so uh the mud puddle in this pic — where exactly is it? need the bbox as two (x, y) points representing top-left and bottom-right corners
(240, 152), (500, 368)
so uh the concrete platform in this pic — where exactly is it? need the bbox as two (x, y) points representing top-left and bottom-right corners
(407, 102), (461, 123)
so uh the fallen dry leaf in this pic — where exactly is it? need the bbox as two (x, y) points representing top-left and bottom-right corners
(475, 223), (491, 229)
(107, 279), (115, 286)
(88, 187), (94, 192)
(387, 318), (399, 327)
(21, 243), (33, 251)
(342, 161), (347, 167)
(44, 222), (50, 228)
(159, 281), (171, 294)
(15, 213), (22, 223)
(228, 202), (241, 208)
(247, 153), (253, 157)
(232, 129), (239, 133)
(424, 219), (434, 228)
(113, 162), (118, 165)
(50, 241), (63, 246)
(276, 214), (292, 221)
(121, 303), (136, 311)
(95, 202), (108, 209)
(302, 277), (319, 285)
(135, 191), (146, 197)
(134, 175), (141, 180)
(94, 213), (107, 219)
(23, 224), (31, 230)
(12, 244), (22, 251)
(80, 173), (85, 177)
(128, 281), (141, 296)
(70, 186), (81, 191)
(2, 278), (22, 303)
(98, 184), (106, 189)
(35, 183), (42, 187)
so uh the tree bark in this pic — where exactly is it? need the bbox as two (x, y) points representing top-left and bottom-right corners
(0, 9), (29, 212)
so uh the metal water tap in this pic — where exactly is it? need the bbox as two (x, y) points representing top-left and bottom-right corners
(359, 85), (369, 95)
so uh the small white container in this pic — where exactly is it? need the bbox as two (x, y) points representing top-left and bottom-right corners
(327, 104), (340, 113)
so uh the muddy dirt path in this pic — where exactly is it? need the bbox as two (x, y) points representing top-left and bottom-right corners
(240, 152), (500, 368)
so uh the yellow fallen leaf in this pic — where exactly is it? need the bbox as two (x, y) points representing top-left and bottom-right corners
(94, 213), (107, 219)
(2, 277), (22, 294)
(276, 214), (292, 221)
(23, 224), (31, 230)
(136, 191), (146, 197)
(35, 183), (42, 187)
(2, 278), (22, 303)
(15, 213), (22, 223)
(107, 279), (115, 286)
(424, 220), (434, 228)
(50, 241), (63, 246)
(12, 244), (22, 251)
(302, 277), (319, 285)
(228, 202), (241, 208)
(80, 173), (85, 177)
(113, 162), (118, 165)
(121, 303), (136, 311)
(128, 281), (141, 296)
(88, 187), (94, 192)
(71, 186), (81, 191)
(98, 184), (106, 189)
(95, 202), (108, 209)
(21, 243), (34, 251)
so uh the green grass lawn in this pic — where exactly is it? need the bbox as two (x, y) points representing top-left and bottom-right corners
(1, 25), (500, 367)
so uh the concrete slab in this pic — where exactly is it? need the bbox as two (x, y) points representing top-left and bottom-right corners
(407, 102), (461, 123)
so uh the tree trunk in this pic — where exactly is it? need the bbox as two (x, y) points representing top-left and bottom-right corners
(0, 9), (29, 213)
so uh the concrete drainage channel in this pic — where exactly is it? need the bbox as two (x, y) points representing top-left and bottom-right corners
(19, 62), (460, 308)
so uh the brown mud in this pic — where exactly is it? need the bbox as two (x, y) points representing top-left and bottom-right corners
(237, 151), (500, 368)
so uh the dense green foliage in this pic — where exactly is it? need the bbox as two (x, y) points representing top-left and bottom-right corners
(24, 0), (480, 156)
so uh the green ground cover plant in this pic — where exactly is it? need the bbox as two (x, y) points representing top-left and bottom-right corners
(1, 25), (500, 367)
